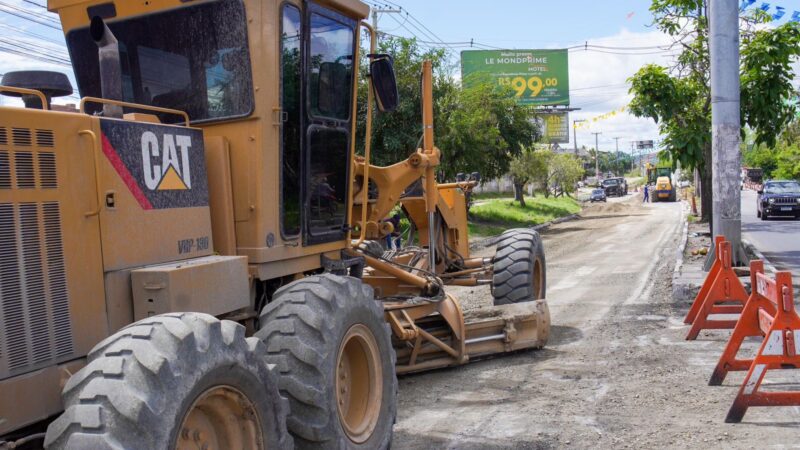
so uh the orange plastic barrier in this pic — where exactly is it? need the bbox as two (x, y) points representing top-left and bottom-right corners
(684, 238), (748, 340)
(708, 260), (774, 385)
(724, 270), (800, 423)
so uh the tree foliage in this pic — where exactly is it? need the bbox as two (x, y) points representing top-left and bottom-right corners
(549, 154), (584, 197)
(743, 120), (800, 180)
(357, 36), (539, 182)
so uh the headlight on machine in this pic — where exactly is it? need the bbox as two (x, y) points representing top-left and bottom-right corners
(796, 198), (800, 204)
(768, 198), (775, 204)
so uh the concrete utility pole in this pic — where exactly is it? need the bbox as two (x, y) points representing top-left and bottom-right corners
(573, 119), (586, 154)
(709, 0), (745, 264)
(592, 131), (602, 180)
(613, 137), (621, 175)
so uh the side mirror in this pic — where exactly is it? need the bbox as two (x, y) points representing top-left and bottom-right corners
(369, 54), (399, 113)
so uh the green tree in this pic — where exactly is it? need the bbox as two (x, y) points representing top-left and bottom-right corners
(628, 1), (800, 222)
(357, 36), (539, 182)
(549, 154), (584, 197)
(509, 147), (549, 206)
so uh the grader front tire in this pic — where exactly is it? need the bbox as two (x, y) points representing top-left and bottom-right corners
(44, 313), (291, 450)
(492, 228), (547, 305)
(256, 274), (397, 449)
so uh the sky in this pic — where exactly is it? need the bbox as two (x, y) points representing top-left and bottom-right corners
(2, 0), (800, 154)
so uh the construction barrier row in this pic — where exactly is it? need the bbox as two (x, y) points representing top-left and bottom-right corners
(684, 235), (800, 423)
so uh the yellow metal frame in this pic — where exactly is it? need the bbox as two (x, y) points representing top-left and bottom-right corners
(79, 97), (190, 126)
(0, 86), (49, 110)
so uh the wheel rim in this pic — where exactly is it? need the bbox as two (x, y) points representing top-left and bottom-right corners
(532, 257), (544, 299)
(336, 324), (383, 444)
(176, 386), (263, 450)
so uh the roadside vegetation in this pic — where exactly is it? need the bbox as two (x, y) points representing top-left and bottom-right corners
(468, 195), (581, 237)
(742, 120), (800, 180)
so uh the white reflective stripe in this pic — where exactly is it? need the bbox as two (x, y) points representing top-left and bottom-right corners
(795, 330), (800, 348)
(744, 364), (766, 395)
(762, 330), (784, 356)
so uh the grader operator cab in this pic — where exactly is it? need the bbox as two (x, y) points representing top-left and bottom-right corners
(0, 0), (550, 448)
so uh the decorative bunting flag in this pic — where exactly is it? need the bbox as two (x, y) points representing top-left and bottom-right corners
(741, 0), (800, 22)
(574, 105), (627, 130)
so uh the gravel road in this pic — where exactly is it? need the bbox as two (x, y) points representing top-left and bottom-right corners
(392, 194), (800, 449)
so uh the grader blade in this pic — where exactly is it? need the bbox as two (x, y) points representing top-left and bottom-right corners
(463, 300), (550, 358)
(387, 296), (550, 374)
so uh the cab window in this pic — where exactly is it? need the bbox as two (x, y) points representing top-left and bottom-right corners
(304, 6), (355, 244)
(280, 4), (302, 237)
(66, 0), (254, 123)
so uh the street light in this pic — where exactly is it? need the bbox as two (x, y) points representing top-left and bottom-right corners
(591, 131), (602, 180)
(573, 119), (586, 154)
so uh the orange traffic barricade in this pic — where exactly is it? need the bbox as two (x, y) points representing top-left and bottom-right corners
(724, 270), (800, 423)
(684, 238), (748, 340)
(709, 260), (775, 386)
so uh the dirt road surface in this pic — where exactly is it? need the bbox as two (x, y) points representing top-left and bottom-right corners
(392, 195), (800, 449)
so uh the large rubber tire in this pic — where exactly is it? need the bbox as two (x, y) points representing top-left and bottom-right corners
(44, 313), (292, 450)
(492, 228), (547, 305)
(256, 274), (397, 449)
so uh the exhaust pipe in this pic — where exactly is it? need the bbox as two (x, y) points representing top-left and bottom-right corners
(90, 16), (123, 118)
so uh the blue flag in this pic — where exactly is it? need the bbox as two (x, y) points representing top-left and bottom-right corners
(792, 10), (800, 21)
(773, 6), (785, 20)
(760, 2), (771, 12)
(740, 0), (756, 10)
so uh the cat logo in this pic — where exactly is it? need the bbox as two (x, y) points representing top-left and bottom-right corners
(141, 131), (193, 191)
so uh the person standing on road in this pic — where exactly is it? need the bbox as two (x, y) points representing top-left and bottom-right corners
(643, 184), (650, 203)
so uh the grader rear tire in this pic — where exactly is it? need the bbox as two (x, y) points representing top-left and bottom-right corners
(256, 274), (397, 449)
(492, 228), (546, 305)
(44, 313), (291, 450)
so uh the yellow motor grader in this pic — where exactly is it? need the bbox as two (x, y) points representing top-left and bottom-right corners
(0, 0), (549, 448)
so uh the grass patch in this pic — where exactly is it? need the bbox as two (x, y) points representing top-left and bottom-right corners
(468, 222), (506, 238)
(469, 195), (581, 235)
(472, 191), (515, 200)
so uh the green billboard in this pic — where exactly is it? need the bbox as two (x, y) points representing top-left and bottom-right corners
(461, 49), (570, 106)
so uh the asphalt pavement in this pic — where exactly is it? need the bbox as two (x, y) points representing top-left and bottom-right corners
(741, 189), (800, 275)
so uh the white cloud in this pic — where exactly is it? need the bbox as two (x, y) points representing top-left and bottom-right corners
(567, 27), (677, 154)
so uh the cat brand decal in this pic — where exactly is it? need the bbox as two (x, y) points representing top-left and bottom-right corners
(100, 119), (209, 210)
(141, 131), (192, 191)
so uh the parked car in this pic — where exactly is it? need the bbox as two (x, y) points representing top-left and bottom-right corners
(601, 178), (626, 197)
(590, 189), (607, 202)
(757, 180), (800, 220)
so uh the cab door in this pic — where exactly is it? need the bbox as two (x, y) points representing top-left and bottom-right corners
(302, 2), (356, 246)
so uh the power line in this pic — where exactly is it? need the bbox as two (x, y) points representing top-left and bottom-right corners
(0, 22), (65, 47)
(0, 37), (69, 63)
(0, 0), (60, 25)
(0, 5), (61, 30)
(22, 0), (47, 9)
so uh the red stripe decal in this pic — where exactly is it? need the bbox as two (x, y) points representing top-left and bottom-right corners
(100, 133), (153, 210)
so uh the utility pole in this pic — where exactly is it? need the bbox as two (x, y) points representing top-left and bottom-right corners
(573, 119), (586, 155)
(709, 0), (744, 265)
(371, 6), (402, 33)
(613, 137), (621, 175)
(592, 131), (602, 180)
